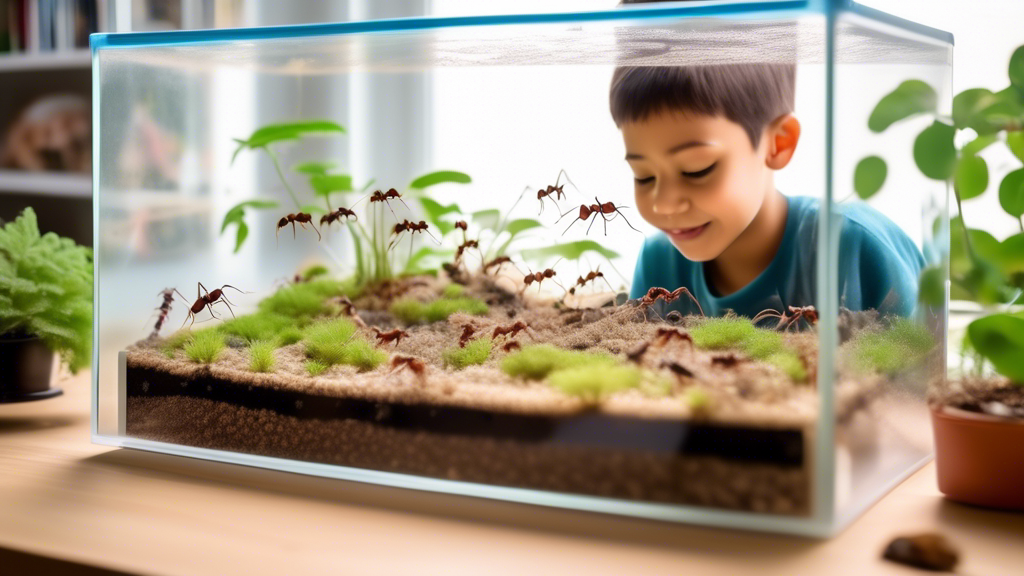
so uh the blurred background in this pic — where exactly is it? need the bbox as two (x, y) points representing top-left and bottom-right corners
(1, 0), (1020, 247)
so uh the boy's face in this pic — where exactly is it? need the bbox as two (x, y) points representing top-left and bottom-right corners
(622, 110), (773, 262)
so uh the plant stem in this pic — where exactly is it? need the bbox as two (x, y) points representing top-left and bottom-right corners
(264, 147), (301, 210)
(1019, 216), (1023, 233)
(954, 189), (977, 261)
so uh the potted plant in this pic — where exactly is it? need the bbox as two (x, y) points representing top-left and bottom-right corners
(858, 47), (1024, 510)
(0, 207), (93, 403)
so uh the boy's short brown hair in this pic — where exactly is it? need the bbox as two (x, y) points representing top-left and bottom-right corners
(609, 64), (796, 148)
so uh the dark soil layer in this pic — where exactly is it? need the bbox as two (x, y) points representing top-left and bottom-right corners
(126, 393), (810, 515)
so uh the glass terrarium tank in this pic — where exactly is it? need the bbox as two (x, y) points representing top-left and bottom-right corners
(91, 0), (951, 536)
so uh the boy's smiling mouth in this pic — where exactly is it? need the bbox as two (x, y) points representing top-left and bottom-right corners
(663, 223), (710, 241)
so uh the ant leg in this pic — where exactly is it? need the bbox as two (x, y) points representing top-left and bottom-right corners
(613, 207), (643, 233)
(220, 284), (248, 296)
(311, 223), (322, 241)
(292, 221), (297, 239)
(562, 217), (585, 235)
(555, 204), (582, 225)
(217, 298), (237, 319)
(555, 169), (582, 197)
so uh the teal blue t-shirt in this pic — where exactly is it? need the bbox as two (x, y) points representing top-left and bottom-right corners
(629, 195), (926, 319)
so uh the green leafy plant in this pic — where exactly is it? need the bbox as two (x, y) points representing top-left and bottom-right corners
(859, 45), (1024, 385)
(0, 208), (93, 372)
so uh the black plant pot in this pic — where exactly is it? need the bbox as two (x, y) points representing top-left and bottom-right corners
(0, 335), (62, 403)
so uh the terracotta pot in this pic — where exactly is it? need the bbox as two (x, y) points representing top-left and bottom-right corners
(931, 405), (1024, 511)
(0, 335), (62, 403)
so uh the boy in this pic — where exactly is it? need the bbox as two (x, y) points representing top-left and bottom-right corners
(611, 64), (925, 320)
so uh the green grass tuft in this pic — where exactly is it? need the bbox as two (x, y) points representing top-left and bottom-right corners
(305, 359), (329, 376)
(248, 340), (276, 373)
(442, 283), (466, 298)
(442, 337), (493, 369)
(390, 296), (489, 324)
(302, 318), (385, 371)
(548, 365), (643, 400)
(301, 264), (330, 282)
(218, 312), (293, 344)
(276, 326), (304, 347)
(501, 344), (616, 380)
(184, 330), (225, 364)
(691, 317), (807, 382)
(848, 319), (934, 375)
(258, 279), (347, 320)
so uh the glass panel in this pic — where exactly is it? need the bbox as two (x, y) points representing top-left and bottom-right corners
(830, 7), (951, 524)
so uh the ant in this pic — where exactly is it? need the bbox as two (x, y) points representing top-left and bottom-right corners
(653, 327), (694, 347)
(521, 266), (564, 295)
(454, 220), (468, 232)
(492, 320), (531, 340)
(482, 256), (514, 275)
(458, 324), (477, 348)
(334, 296), (366, 329)
(752, 305), (819, 331)
(277, 212), (321, 242)
(177, 282), (246, 329)
(373, 327), (410, 347)
(320, 206), (357, 227)
(502, 341), (521, 353)
(390, 355), (427, 384)
(453, 239), (481, 270)
(639, 286), (705, 317)
(535, 169), (582, 215)
(353, 188), (409, 220)
(711, 354), (743, 368)
(149, 288), (176, 339)
(556, 197), (641, 236)
(567, 265), (614, 296)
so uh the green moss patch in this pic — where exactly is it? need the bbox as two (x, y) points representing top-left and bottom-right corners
(442, 283), (466, 298)
(247, 340), (276, 373)
(184, 330), (225, 364)
(390, 296), (489, 324)
(691, 317), (807, 382)
(302, 318), (386, 371)
(548, 365), (643, 400)
(848, 319), (934, 376)
(305, 359), (329, 376)
(218, 312), (293, 344)
(442, 337), (493, 369)
(501, 344), (616, 380)
(258, 279), (348, 320)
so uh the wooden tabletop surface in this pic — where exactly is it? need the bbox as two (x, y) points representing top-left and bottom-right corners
(1, 369), (1022, 576)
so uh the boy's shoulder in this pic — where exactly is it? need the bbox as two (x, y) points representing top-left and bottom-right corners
(786, 195), (919, 251)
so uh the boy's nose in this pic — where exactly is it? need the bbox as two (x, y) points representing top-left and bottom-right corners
(651, 187), (690, 215)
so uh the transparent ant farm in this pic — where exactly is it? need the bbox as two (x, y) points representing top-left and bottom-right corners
(92, 1), (951, 536)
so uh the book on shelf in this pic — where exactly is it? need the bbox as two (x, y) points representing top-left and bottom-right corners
(1, 0), (106, 56)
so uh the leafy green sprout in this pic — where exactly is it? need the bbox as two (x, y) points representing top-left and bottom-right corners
(858, 44), (1024, 385)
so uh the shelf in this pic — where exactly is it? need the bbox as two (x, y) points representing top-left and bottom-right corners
(0, 170), (92, 198)
(0, 50), (92, 72)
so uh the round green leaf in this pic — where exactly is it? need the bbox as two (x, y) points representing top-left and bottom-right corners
(913, 121), (956, 180)
(953, 88), (997, 130)
(954, 154), (988, 200)
(853, 156), (887, 199)
(1010, 46), (1024, 96)
(967, 313), (1024, 384)
(408, 170), (472, 190)
(868, 80), (938, 133)
(998, 168), (1024, 217)
(1007, 132), (1024, 163)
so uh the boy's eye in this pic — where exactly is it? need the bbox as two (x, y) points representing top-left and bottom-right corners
(634, 176), (655, 185)
(682, 163), (717, 179)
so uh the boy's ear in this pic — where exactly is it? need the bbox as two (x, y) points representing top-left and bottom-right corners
(765, 114), (801, 170)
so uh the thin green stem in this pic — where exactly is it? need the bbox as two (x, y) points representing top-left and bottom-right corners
(264, 147), (301, 210)
(1018, 216), (1023, 233)
(954, 189), (976, 261)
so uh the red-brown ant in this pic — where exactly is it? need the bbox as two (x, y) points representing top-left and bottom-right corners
(639, 286), (705, 317)
(320, 207), (357, 227)
(458, 324), (476, 348)
(502, 341), (521, 353)
(177, 282), (247, 329)
(557, 197), (641, 236)
(711, 354), (743, 367)
(454, 220), (468, 232)
(492, 320), (531, 340)
(521, 266), (564, 295)
(352, 188), (410, 220)
(752, 305), (819, 331)
(373, 327), (410, 347)
(149, 288), (176, 339)
(567, 265), (614, 295)
(653, 327), (694, 347)
(390, 355), (427, 384)
(482, 256), (514, 275)
(277, 212), (321, 242)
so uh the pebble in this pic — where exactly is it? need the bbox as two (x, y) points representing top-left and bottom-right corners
(882, 533), (959, 572)
(666, 310), (684, 325)
(981, 401), (1014, 418)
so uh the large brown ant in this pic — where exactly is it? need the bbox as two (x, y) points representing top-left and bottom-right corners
(639, 286), (705, 317)
(482, 256), (514, 275)
(491, 320), (532, 341)
(535, 169), (581, 215)
(149, 288), (176, 339)
(752, 305), (819, 331)
(277, 212), (321, 242)
(373, 327), (410, 347)
(353, 188), (410, 220)
(521, 267), (564, 295)
(557, 197), (641, 236)
(458, 324), (476, 348)
(502, 341), (521, 353)
(177, 282), (247, 329)
(653, 327), (694, 347)
(320, 207), (357, 227)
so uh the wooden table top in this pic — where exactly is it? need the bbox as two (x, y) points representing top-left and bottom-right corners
(1, 369), (1022, 576)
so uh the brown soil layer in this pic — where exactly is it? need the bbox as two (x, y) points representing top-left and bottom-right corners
(126, 394), (811, 515)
